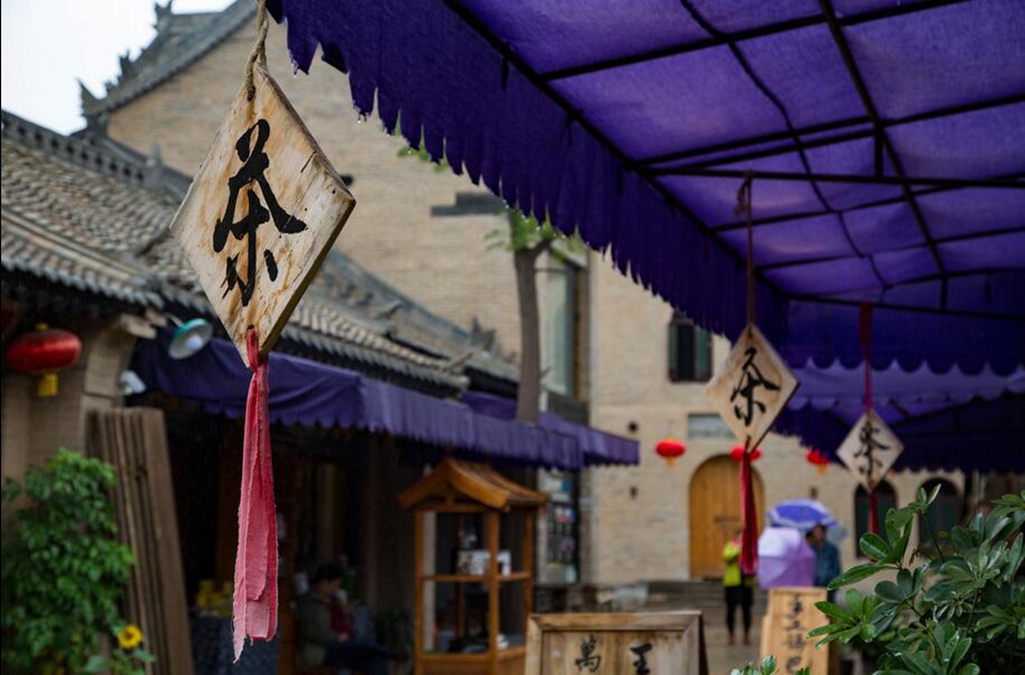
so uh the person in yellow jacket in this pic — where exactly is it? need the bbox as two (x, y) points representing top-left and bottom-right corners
(722, 530), (754, 646)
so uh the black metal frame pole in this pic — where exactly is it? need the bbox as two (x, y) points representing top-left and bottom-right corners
(648, 165), (1024, 189)
(787, 295), (1025, 322)
(540, 0), (970, 81)
(818, 0), (950, 307)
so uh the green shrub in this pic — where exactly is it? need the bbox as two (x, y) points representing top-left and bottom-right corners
(808, 487), (1025, 674)
(1, 449), (144, 673)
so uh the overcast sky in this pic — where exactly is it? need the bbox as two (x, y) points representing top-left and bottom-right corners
(2, 1), (233, 134)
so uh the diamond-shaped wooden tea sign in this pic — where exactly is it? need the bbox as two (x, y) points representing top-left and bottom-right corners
(170, 64), (355, 361)
(706, 323), (799, 450)
(836, 409), (903, 492)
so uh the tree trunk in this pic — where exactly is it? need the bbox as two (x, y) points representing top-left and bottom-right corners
(513, 222), (542, 423)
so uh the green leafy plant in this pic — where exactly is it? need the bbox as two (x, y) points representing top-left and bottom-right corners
(808, 488), (1025, 674)
(1, 449), (153, 674)
(730, 655), (809, 675)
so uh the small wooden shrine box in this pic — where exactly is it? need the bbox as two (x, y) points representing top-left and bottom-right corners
(399, 459), (547, 675)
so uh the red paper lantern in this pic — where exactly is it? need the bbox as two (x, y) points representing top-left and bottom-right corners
(806, 448), (829, 475)
(730, 445), (762, 463)
(5, 324), (82, 397)
(655, 437), (686, 466)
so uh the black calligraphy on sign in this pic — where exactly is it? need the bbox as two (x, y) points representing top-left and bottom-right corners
(213, 118), (307, 307)
(783, 596), (806, 674)
(574, 633), (602, 672)
(730, 346), (781, 427)
(854, 419), (891, 480)
(630, 643), (652, 675)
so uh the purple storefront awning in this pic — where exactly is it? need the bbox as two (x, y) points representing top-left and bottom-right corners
(134, 331), (586, 470)
(778, 362), (1025, 472)
(461, 391), (638, 466)
(265, 0), (1025, 378)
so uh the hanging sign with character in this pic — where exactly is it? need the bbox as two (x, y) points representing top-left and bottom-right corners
(706, 324), (798, 452)
(836, 408), (903, 492)
(170, 62), (355, 360)
(168, 4), (355, 660)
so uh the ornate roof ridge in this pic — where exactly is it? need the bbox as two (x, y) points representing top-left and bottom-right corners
(81, 0), (256, 119)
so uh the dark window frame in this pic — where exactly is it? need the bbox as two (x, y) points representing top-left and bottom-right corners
(668, 312), (712, 383)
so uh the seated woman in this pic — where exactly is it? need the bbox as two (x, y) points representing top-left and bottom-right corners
(296, 563), (391, 675)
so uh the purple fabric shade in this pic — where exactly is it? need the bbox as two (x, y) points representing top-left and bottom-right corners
(460, 391), (639, 466)
(133, 331), (583, 470)
(265, 0), (1025, 377)
(779, 362), (1025, 472)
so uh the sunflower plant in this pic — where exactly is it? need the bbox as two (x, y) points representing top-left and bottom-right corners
(1, 450), (155, 673)
(82, 624), (156, 675)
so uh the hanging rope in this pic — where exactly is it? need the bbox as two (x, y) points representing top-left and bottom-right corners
(735, 171), (756, 336)
(858, 302), (880, 535)
(735, 172), (758, 575)
(244, 0), (270, 101)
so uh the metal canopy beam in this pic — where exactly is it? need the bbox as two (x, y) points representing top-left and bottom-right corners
(635, 92), (1020, 169)
(789, 295), (1025, 323)
(712, 172), (1025, 232)
(649, 165), (1024, 189)
(674, 93), (1025, 170)
(540, 0), (969, 81)
(818, 0), (949, 307)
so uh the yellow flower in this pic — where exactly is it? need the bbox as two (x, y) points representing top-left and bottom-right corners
(117, 624), (143, 650)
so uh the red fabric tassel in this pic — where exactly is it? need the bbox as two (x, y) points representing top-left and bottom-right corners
(740, 447), (758, 575)
(868, 489), (880, 536)
(233, 328), (278, 661)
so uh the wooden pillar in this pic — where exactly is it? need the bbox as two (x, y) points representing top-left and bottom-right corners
(523, 511), (535, 627)
(487, 510), (500, 675)
(413, 508), (424, 675)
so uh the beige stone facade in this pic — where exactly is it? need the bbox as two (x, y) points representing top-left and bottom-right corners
(96, 14), (965, 588)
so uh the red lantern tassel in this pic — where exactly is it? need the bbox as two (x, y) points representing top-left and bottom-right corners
(233, 328), (278, 661)
(740, 447), (758, 576)
(868, 489), (880, 536)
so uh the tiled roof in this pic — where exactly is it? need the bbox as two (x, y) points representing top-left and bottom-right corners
(1, 110), (467, 392)
(82, 0), (256, 119)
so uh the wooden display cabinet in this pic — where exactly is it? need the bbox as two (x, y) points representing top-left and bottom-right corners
(399, 460), (547, 675)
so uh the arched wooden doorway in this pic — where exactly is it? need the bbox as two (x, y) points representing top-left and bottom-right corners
(689, 455), (765, 578)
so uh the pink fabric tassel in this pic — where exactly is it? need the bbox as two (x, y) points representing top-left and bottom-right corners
(233, 328), (278, 661)
(740, 447), (758, 576)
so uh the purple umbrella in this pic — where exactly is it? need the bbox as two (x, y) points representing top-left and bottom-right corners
(757, 527), (815, 589)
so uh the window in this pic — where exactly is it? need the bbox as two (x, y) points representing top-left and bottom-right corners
(855, 481), (897, 549)
(687, 413), (732, 439)
(918, 479), (960, 552)
(668, 312), (712, 382)
(542, 255), (579, 397)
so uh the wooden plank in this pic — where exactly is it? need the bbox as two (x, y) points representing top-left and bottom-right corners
(487, 511), (500, 675)
(169, 63), (355, 360)
(414, 510), (425, 675)
(760, 587), (832, 675)
(526, 612), (707, 675)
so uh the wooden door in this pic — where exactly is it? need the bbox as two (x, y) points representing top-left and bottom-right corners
(689, 455), (764, 578)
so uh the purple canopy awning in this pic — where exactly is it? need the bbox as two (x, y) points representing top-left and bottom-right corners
(266, 0), (1025, 376)
(134, 331), (585, 470)
(778, 362), (1025, 471)
(461, 391), (638, 465)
